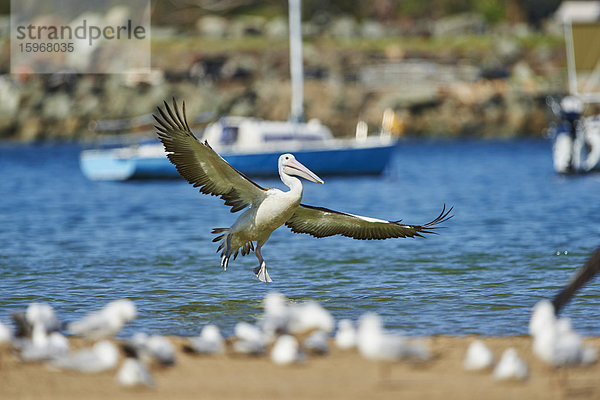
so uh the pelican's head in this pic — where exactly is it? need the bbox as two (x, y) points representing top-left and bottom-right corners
(279, 154), (324, 184)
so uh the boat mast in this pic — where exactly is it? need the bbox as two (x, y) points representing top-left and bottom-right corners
(288, 0), (304, 123)
(564, 20), (578, 96)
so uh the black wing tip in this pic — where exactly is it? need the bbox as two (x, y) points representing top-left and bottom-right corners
(153, 98), (197, 139)
(401, 204), (454, 237)
(428, 204), (454, 227)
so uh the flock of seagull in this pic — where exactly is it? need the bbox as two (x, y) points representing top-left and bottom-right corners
(0, 292), (597, 388)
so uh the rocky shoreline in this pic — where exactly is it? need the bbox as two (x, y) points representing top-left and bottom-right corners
(0, 14), (570, 142)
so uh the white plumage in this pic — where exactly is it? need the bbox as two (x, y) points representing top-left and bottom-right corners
(357, 312), (430, 362)
(25, 303), (61, 333)
(493, 348), (528, 381)
(20, 324), (69, 362)
(335, 319), (357, 350)
(463, 340), (494, 371)
(67, 299), (136, 339)
(116, 358), (154, 387)
(130, 333), (176, 366)
(530, 300), (597, 366)
(51, 340), (120, 373)
(303, 330), (330, 355)
(271, 334), (302, 365)
(0, 320), (12, 344)
(188, 324), (225, 355)
(287, 301), (334, 335)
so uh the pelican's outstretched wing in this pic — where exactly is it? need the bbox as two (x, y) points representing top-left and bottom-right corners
(154, 99), (267, 212)
(285, 204), (453, 240)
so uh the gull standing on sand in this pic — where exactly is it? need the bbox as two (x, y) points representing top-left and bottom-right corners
(271, 334), (302, 365)
(0, 320), (12, 344)
(357, 312), (430, 362)
(335, 319), (357, 350)
(67, 299), (137, 339)
(127, 333), (176, 366)
(232, 322), (266, 355)
(187, 324), (225, 355)
(116, 358), (154, 387)
(260, 292), (334, 337)
(154, 100), (453, 282)
(303, 330), (330, 355)
(529, 300), (597, 366)
(463, 340), (495, 371)
(493, 348), (528, 381)
(19, 323), (69, 361)
(12, 302), (61, 337)
(50, 340), (120, 373)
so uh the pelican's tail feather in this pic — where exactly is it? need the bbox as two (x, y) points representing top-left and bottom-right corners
(212, 228), (231, 270)
(212, 228), (255, 271)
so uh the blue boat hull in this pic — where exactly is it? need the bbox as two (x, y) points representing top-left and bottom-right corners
(80, 144), (397, 180)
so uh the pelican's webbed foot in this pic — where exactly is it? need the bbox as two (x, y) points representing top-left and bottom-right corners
(253, 262), (273, 283)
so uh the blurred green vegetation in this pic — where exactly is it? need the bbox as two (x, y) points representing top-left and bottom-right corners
(0, 0), (563, 28)
(150, 0), (559, 28)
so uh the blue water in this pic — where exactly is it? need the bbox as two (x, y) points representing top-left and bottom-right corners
(1, 139), (599, 337)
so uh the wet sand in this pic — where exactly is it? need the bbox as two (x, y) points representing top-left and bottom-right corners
(1, 335), (599, 400)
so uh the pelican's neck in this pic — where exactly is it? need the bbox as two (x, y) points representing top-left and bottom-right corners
(280, 172), (303, 199)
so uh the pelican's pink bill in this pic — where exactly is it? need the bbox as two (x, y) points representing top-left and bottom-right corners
(283, 159), (324, 184)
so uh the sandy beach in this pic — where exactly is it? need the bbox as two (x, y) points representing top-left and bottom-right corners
(1, 335), (599, 400)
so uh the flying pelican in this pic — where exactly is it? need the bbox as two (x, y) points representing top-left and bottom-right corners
(154, 99), (453, 282)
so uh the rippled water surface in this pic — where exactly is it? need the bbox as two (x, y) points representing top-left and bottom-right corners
(1, 139), (599, 337)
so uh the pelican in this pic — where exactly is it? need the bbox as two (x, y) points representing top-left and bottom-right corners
(154, 99), (453, 282)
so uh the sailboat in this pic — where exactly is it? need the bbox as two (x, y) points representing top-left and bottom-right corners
(550, 1), (600, 174)
(80, 0), (397, 180)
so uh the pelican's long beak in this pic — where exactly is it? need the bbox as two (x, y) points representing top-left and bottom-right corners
(284, 159), (324, 184)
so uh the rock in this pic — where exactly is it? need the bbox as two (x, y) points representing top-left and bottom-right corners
(230, 16), (266, 38)
(42, 93), (72, 120)
(433, 13), (486, 37)
(360, 20), (387, 38)
(265, 17), (288, 38)
(328, 16), (359, 39)
(196, 16), (229, 38)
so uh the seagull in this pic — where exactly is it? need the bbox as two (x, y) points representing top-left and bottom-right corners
(187, 324), (225, 355)
(116, 358), (154, 387)
(356, 312), (430, 362)
(529, 300), (597, 366)
(50, 340), (120, 373)
(463, 340), (494, 371)
(154, 99), (453, 282)
(303, 330), (330, 355)
(12, 302), (61, 338)
(0, 320), (12, 344)
(19, 324), (69, 362)
(287, 300), (334, 335)
(493, 348), (528, 381)
(126, 333), (176, 366)
(334, 319), (357, 350)
(67, 299), (136, 339)
(271, 334), (303, 365)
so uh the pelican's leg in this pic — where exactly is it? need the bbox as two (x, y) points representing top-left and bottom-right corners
(221, 234), (232, 271)
(253, 245), (273, 283)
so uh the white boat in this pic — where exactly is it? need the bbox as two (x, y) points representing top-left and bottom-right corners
(80, 116), (397, 180)
(550, 1), (600, 174)
(80, 0), (398, 181)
